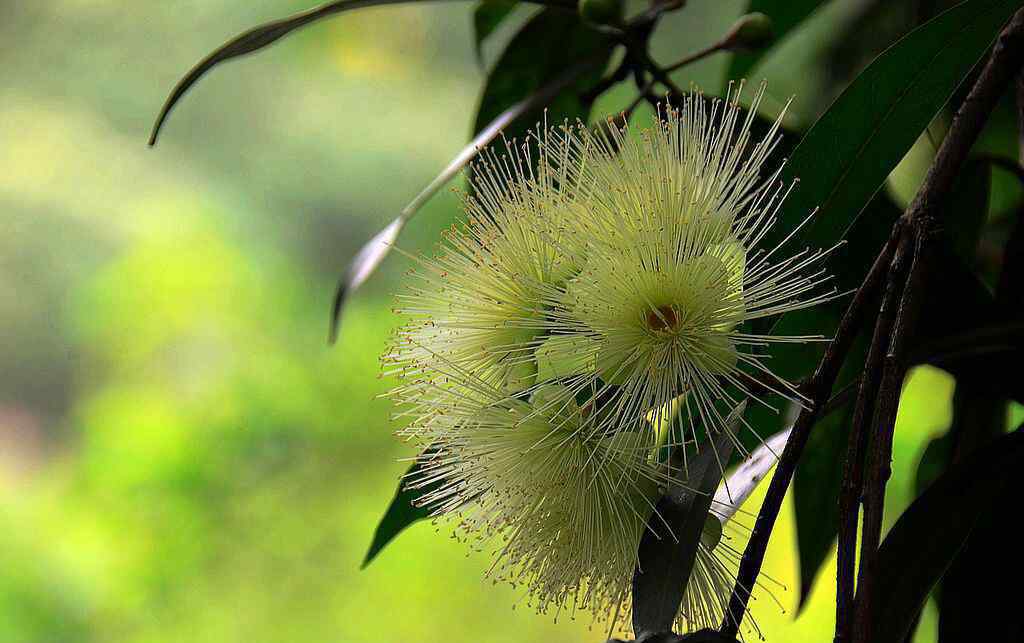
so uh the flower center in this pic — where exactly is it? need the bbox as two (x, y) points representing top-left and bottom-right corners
(646, 305), (680, 332)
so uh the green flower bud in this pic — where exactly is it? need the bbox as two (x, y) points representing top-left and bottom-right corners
(725, 12), (774, 51)
(700, 515), (724, 550)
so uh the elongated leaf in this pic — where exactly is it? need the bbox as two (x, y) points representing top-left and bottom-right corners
(790, 336), (866, 609)
(473, 8), (613, 144)
(867, 425), (1024, 643)
(474, 0), (519, 63)
(713, 424), (791, 523)
(945, 159), (992, 264)
(913, 431), (955, 497)
(745, 0), (1018, 512)
(931, 203), (1024, 640)
(150, 0), (575, 144)
(632, 404), (744, 637)
(914, 381), (1008, 640)
(727, 1), (825, 82)
(362, 447), (440, 567)
(150, 0), (415, 145)
(328, 59), (601, 341)
(937, 477), (1023, 641)
(778, 0), (1021, 257)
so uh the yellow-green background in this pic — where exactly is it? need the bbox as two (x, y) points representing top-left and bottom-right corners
(3, 2), (1020, 642)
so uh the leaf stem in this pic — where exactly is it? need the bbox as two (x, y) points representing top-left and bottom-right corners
(849, 225), (921, 643)
(719, 234), (897, 637)
(833, 223), (903, 643)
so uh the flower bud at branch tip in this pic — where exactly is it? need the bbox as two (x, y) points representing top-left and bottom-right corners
(722, 12), (774, 52)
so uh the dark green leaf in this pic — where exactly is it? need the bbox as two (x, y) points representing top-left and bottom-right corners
(362, 447), (440, 568)
(473, 0), (519, 63)
(914, 383), (1009, 641)
(473, 8), (613, 145)
(867, 424), (1024, 643)
(632, 409), (741, 637)
(791, 338), (864, 609)
(913, 431), (955, 497)
(777, 0), (1021, 258)
(726, 1), (825, 82)
(936, 481), (1024, 641)
(945, 159), (992, 265)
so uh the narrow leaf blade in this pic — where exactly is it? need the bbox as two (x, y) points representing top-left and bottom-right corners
(780, 0), (1020, 257)
(867, 425), (1024, 643)
(150, 0), (413, 145)
(632, 404), (744, 637)
(473, 0), (519, 63)
(329, 59), (601, 340)
(362, 448), (440, 568)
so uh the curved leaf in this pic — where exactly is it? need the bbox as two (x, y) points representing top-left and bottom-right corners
(472, 7), (614, 143)
(362, 447), (440, 568)
(150, 0), (576, 144)
(329, 58), (602, 341)
(632, 404), (744, 638)
(150, 0), (414, 145)
(474, 0), (519, 63)
(778, 0), (1021, 258)
(867, 424), (1024, 643)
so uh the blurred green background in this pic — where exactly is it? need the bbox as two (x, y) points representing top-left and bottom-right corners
(2, 2), (1021, 642)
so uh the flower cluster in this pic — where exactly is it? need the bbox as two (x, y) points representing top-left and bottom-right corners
(384, 84), (831, 633)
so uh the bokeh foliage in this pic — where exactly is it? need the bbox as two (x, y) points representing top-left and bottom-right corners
(2, 2), (1023, 642)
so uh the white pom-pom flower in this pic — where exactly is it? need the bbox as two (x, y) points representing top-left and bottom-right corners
(401, 376), (773, 634)
(383, 82), (827, 633)
(543, 84), (837, 453)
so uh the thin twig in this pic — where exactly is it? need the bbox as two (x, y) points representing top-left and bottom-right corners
(833, 222), (904, 643)
(852, 227), (926, 643)
(663, 40), (730, 74)
(637, 52), (687, 98)
(581, 56), (633, 107)
(719, 235), (898, 637)
(845, 10), (1024, 642)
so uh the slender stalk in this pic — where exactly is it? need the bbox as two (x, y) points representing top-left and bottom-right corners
(852, 229), (925, 643)
(719, 236), (897, 637)
(640, 53), (687, 98)
(833, 225), (903, 643)
(663, 40), (730, 74)
(845, 12), (1024, 640)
